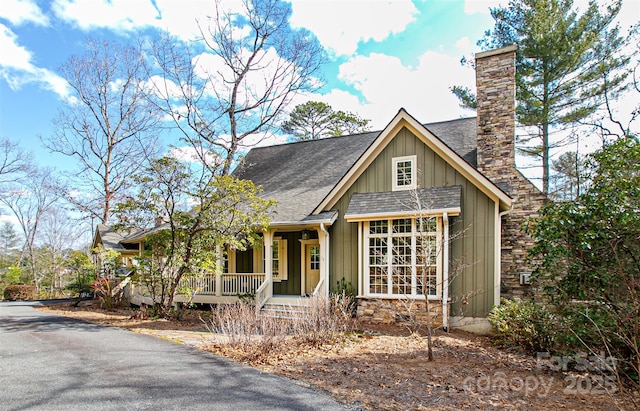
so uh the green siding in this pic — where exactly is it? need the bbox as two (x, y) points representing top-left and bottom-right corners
(272, 231), (303, 296)
(235, 249), (253, 273)
(328, 127), (497, 317)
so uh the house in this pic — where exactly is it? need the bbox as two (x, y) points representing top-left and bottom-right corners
(94, 45), (546, 332)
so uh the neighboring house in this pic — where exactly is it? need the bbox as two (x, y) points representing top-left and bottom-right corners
(92, 224), (140, 275)
(94, 45), (546, 331)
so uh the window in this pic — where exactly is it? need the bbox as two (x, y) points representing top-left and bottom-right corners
(309, 246), (320, 270)
(271, 237), (288, 281)
(365, 217), (440, 298)
(392, 155), (417, 191)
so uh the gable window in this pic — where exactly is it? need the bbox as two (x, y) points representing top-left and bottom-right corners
(392, 155), (417, 191)
(365, 217), (441, 298)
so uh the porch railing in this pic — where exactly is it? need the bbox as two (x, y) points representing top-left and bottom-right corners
(255, 279), (271, 313)
(312, 277), (324, 296)
(179, 273), (266, 296)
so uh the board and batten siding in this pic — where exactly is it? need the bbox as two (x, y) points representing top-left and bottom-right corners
(328, 126), (497, 317)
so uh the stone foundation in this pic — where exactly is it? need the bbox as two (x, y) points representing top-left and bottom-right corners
(357, 297), (443, 328)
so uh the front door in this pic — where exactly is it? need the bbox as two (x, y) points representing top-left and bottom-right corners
(305, 244), (320, 295)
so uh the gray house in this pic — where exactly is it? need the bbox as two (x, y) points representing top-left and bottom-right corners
(96, 45), (545, 331)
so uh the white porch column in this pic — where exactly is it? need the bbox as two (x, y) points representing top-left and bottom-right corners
(215, 245), (223, 297)
(264, 229), (273, 283)
(319, 223), (330, 296)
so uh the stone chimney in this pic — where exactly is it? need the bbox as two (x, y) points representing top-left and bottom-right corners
(475, 45), (517, 192)
(474, 45), (549, 299)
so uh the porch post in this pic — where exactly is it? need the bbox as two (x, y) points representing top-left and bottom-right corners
(319, 223), (330, 296)
(215, 245), (223, 297)
(264, 229), (273, 283)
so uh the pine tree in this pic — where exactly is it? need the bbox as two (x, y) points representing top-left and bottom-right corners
(281, 101), (370, 141)
(453, 0), (631, 194)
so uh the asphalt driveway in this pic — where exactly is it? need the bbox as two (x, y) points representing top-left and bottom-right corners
(0, 301), (352, 411)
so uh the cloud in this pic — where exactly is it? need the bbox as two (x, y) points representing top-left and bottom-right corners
(0, 0), (49, 26)
(455, 36), (471, 51)
(288, 0), (418, 56)
(52, 0), (159, 32)
(326, 50), (476, 129)
(463, 0), (501, 15)
(0, 24), (71, 99)
(51, 0), (244, 40)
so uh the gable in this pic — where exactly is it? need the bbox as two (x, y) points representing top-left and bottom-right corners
(316, 109), (511, 214)
(233, 109), (508, 225)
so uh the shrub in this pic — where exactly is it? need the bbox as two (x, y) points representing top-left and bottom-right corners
(206, 293), (356, 360)
(488, 297), (559, 353)
(3, 285), (36, 301)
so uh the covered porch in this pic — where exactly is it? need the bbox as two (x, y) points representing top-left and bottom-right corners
(129, 217), (335, 310)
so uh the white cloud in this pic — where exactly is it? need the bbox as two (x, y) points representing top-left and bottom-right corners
(463, 0), (501, 15)
(329, 50), (476, 129)
(455, 36), (471, 51)
(0, 0), (49, 26)
(0, 24), (32, 71)
(288, 0), (418, 56)
(52, 0), (159, 32)
(0, 24), (71, 99)
(51, 0), (246, 41)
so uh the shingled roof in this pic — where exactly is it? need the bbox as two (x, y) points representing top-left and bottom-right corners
(233, 116), (477, 224)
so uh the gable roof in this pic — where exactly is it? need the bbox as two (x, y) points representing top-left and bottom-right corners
(93, 224), (129, 251)
(233, 110), (509, 225)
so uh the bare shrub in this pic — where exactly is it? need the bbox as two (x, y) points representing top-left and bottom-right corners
(206, 293), (356, 360)
(206, 301), (289, 358)
(291, 293), (356, 346)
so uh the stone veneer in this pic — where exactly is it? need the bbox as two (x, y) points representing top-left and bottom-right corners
(475, 45), (548, 299)
(357, 297), (443, 327)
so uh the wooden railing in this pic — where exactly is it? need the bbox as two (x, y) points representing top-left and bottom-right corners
(221, 273), (265, 296)
(179, 274), (217, 295)
(312, 277), (324, 296)
(255, 279), (271, 313)
(178, 273), (266, 297)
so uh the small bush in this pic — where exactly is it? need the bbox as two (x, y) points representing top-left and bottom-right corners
(488, 297), (559, 353)
(3, 285), (36, 301)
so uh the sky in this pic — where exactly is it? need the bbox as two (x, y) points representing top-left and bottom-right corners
(0, 0), (638, 179)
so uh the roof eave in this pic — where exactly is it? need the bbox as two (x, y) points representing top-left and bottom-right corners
(345, 207), (462, 222)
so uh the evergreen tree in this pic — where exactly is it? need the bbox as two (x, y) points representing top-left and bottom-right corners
(281, 101), (370, 141)
(453, 0), (631, 194)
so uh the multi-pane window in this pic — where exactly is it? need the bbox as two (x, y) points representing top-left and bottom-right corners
(310, 246), (320, 270)
(366, 217), (440, 297)
(392, 155), (417, 190)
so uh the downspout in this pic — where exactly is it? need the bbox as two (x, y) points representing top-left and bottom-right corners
(320, 223), (330, 296)
(442, 213), (449, 331)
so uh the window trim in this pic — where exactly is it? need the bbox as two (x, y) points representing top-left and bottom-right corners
(363, 217), (442, 300)
(392, 155), (417, 191)
(271, 237), (288, 282)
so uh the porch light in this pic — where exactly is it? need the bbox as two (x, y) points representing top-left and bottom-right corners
(301, 229), (311, 240)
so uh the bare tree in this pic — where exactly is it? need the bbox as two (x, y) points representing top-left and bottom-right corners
(44, 38), (161, 224)
(0, 138), (31, 186)
(144, 0), (326, 175)
(0, 167), (60, 292)
(36, 207), (86, 297)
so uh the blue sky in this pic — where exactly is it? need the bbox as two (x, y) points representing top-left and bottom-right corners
(0, 0), (638, 173)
